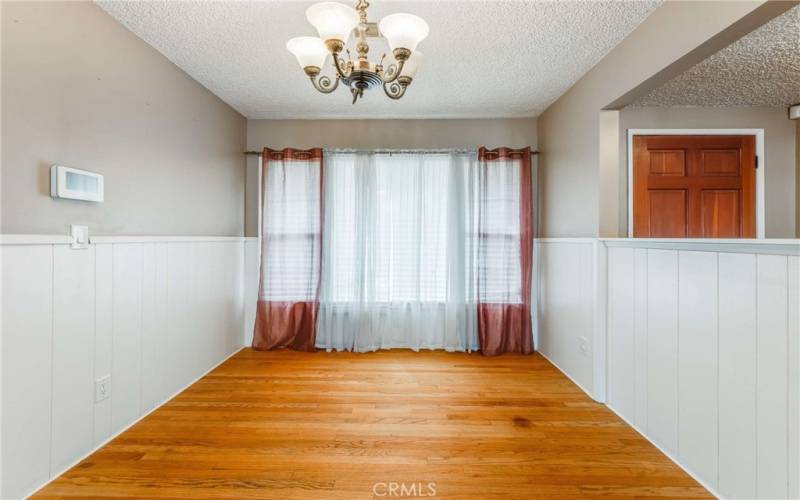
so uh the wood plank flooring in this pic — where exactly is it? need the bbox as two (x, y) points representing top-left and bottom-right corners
(34, 349), (710, 499)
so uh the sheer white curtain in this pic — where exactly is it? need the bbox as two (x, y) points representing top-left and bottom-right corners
(317, 151), (480, 352)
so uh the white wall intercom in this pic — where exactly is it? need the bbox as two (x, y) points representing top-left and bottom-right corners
(50, 165), (104, 202)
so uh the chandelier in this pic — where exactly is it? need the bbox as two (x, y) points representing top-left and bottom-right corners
(286, 1), (428, 104)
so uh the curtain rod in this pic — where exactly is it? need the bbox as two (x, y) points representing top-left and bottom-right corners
(243, 149), (540, 156)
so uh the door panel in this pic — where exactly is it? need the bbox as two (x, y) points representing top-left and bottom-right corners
(633, 135), (756, 238)
(650, 190), (687, 238)
(701, 190), (740, 238)
(650, 150), (686, 176)
(701, 150), (741, 176)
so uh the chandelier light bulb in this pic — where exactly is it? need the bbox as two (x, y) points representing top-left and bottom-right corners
(306, 2), (360, 44)
(379, 13), (429, 52)
(286, 36), (329, 70)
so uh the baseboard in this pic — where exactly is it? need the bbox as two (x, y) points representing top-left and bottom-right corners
(315, 343), (481, 352)
(22, 347), (244, 499)
(536, 347), (718, 500)
(605, 404), (723, 500)
(537, 350), (596, 401)
(544, 340), (725, 498)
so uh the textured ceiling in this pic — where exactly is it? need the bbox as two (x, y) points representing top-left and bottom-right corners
(633, 5), (800, 107)
(97, 0), (661, 119)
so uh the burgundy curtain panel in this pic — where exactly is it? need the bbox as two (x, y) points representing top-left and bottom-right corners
(252, 148), (324, 351)
(477, 147), (534, 355)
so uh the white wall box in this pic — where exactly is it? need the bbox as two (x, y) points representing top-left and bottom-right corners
(50, 165), (104, 202)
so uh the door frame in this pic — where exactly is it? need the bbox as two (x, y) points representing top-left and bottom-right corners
(627, 128), (765, 239)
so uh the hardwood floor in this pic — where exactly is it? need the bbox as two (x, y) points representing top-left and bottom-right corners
(35, 349), (709, 499)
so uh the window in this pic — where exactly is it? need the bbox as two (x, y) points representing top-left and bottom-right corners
(260, 150), (525, 305)
(323, 153), (457, 303)
(321, 152), (522, 305)
(261, 159), (322, 302)
(476, 157), (522, 304)
(257, 147), (533, 352)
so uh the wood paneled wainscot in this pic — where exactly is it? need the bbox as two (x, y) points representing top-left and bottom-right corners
(1, 235), (255, 499)
(605, 238), (799, 499)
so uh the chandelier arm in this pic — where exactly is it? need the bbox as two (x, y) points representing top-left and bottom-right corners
(381, 59), (406, 84)
(383, 81), (407, 100)
(332, 52), (353, 79)
(310, 74), (340, 94)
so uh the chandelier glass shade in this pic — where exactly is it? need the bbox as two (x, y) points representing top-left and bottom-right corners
(286, 0), (428, 103)
(306, 2), (360, 45)
(378, 13), (429, 53)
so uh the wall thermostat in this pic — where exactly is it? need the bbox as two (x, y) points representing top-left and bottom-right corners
(789, 104), (800, 120)
(50, 165), (104, 202)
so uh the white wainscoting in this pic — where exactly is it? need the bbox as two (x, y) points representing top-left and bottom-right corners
(1, 235), (250, 499)
(4, 234), (797, 499)
(605, 239), (800, 499)
(535, 239), (601, 398)
(243, 237), (260, 347)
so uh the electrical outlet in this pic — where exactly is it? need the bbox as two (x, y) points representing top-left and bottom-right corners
(95, 375), (110, 402)
(578, 336), (590, 356)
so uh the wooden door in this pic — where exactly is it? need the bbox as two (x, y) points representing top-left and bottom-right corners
(633, 135), (756, 238)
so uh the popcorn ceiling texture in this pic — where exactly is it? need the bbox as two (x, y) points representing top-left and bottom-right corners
(96, 0), (660, 119)
(634, 5), (800, 107)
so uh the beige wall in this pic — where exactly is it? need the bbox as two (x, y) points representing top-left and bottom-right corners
(245, 118), (538, 236)
(620, 106), (797, 238)
(246, 118), (537, 150)
(797, 120), (800, 237)
(537, 1), (791, 237)
(1, 1), (246, 236)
